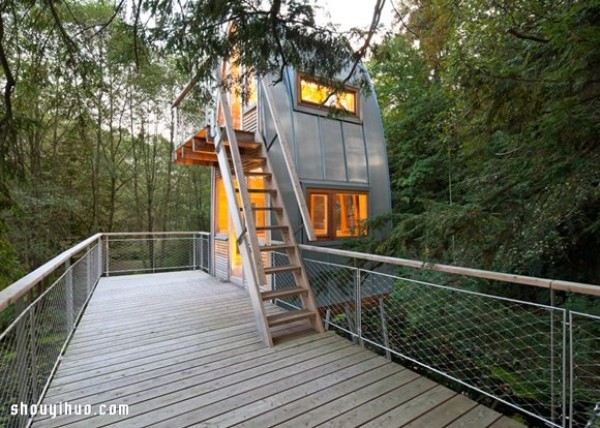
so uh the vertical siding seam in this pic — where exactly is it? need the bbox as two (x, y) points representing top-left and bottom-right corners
(360, 121), (370, 185)
(285, 68), (299, 171)
(318, 116), (326, 180)
(340, 122), (349, 182)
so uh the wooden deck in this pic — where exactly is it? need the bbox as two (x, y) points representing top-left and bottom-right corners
(32, 271), (523, 428)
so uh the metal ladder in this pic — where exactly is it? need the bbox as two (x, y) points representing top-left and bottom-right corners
(211, 71), (324, 347)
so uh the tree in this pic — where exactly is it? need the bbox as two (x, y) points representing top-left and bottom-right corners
(363, 0), (600, 284)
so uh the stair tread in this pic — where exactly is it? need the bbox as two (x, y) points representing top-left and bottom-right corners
(259, 244), (295, 252)
(245, 172), (272, 177)
(261, 287), (308, 300)
(267, 309), (315, 326)
(256, 225), (289, 231)
(235, 188), (276, 193)
(239, 206), (283, 212)
(264, 264), (301, 274)
(253, 206), (283, 211)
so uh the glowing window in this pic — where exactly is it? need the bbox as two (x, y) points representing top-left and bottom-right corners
(335, 193), (368, 238)
(307, 189), (367, 240)
(298, 75), (358, 115)
(215, 178), (228, 235)
(309, 194), (329, 237)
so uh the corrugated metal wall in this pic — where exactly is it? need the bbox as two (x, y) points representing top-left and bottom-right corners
(214, 238), (229, 281)
(261, 66), (391, 243)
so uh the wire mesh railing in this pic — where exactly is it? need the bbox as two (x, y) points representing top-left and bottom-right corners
(295, 245), (600, 428)
(104, 232), (211, 276)
(0, 240), (102, 428)
(0, 231), (212, 428)
(570, 312), (600, 428)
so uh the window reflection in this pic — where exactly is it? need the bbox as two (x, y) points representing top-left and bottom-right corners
(299, 76), (357, 115)
(308, 189), (367, 240)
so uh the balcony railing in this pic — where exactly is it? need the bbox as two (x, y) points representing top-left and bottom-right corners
(0, 232), (598, 428)
(271, 245), (600, 428)
(0, 232), (209, 428)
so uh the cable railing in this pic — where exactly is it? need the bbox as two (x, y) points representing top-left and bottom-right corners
(103, 232), (211, 276)
(1, 232), (597, 428)
(0, 235), (102, 428)
(0, 232), (211, 428)
(270, 245), (600, 428)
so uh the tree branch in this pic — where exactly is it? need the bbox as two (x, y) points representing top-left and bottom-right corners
(0, 12), (16, 127)
(508, 28), (549, 44)
(343, 0), (386, 85)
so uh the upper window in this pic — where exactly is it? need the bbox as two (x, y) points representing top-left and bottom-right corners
(308, 189), (368, 240)
(297, 74), (359, 117)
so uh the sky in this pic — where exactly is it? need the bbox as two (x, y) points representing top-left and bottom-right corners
(315, 0), (396, 43)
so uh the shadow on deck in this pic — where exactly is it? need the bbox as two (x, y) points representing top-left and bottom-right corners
(32, 271), (523, 427)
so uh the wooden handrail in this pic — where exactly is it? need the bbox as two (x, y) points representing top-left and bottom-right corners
(298, 244), (600, 297)
(172, 73), (201, 108)
(0, 231), (211, 312)
(0, 234), (103, 312)
(103, 231), (209, 237)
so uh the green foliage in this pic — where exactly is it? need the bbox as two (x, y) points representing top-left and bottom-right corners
(146, 0), (355, 88)
(363, 0), (600, 286)
(0, 222), (23, 292)
(0, 0), (212, 279)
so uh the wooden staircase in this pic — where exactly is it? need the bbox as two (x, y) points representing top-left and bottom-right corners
(174, 81), (324, 347)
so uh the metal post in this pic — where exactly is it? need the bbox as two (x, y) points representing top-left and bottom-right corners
(152, 238), (156, 273)
(379, 297), (392, 361)
(568, 312), (574, 428)
(28, 309), (38, 400)
(356, 268), (363, 347)
(15, 299), (28, 428)
(344, 304), (356, 343)
(550, 289), (556, 423)
(97, 238), (102, 283)
(562, 310), (568, 428)
(324, 308), (331, 331)
(65, 260), (74, 331)
(104, 237), (110, 277)
(86, 245), (92, 295)
(200, 235), (204, 271)
(193, 234), (197, 270)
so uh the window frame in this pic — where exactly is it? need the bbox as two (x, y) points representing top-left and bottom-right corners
(296, 73), (360, 118)
(307, 188), (368, 241)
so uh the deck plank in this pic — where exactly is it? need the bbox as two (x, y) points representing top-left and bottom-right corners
(445, 404), (504, 427)
(29, 271), (525, 428)
(313, 376), (437, 427)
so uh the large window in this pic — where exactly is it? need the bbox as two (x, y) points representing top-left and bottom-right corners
(308, 189), (367, 240)
(297, 74), (358, 116)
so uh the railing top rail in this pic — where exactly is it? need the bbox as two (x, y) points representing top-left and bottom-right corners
(0, 233), (103, 312)
(103, 231), (209, 237)
(172, 73), (201, 108)
(298, 244), (600, 297)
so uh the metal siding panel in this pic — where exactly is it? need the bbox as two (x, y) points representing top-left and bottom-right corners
(242, 108), (258, 132)
(214, 239), (229, 281)
(342, 122), (369, 184)
(295, 114), (324, 180)
(320, 119), (347, 182)
(361, 93), (392, 218)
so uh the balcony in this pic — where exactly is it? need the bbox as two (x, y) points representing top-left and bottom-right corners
(1, 233), (598, 427)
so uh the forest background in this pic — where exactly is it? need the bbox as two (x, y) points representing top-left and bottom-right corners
(0, 0), (598, 292)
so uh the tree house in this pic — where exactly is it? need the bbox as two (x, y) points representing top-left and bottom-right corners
(173, 61), (391, 346)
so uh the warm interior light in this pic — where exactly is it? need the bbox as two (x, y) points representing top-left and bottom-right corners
(299, 77), (356, 114)
(216, 178), (228, 235)
(308, 189), (367, 239)
(310, 193), (329, 237)
(335, 193), (367, 238)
